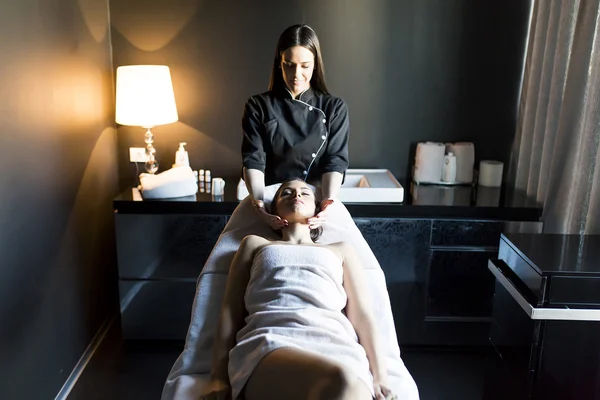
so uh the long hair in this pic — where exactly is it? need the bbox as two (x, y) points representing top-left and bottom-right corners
(270, 179), (323, 242)
(268, 24), (330, 95)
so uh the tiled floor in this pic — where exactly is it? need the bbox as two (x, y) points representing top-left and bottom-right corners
(68, 321), (489, 400)
(402, 349), (488, 400)
(67, 321), (181, 400)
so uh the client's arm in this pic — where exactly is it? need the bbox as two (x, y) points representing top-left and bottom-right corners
(205, 235), (263, 396)
(339, 242), (393, 399)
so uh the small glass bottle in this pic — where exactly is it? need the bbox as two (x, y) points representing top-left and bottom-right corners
(205, 170), (211, 193)
(198, 169), (205, 193)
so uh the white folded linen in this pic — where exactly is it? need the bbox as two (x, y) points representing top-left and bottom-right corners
(413, 142), (445, 183)
(139, 166), (198, 199)
(161, 185), (420, 400)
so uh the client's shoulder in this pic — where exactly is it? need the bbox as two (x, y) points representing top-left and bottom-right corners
(240, 234), (270, 250)
(236, 235), (271, 262)
(324, 241), (357, 258)
(326, 240), (352, 250)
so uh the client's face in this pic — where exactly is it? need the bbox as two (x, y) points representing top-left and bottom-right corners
(274, 180), (317, 222)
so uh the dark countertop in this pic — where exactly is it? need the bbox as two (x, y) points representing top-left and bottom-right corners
(113, 177), (542, 220)
(501, 232), (600, 276)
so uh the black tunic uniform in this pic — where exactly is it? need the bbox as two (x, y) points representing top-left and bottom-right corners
(241, 86), (349, 186)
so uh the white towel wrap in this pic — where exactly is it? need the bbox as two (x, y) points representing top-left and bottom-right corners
(227, 244), (374, 399)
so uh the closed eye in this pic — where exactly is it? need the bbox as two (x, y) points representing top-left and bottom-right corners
(281, 191), (311, 197)
(282, 62), (312, 68)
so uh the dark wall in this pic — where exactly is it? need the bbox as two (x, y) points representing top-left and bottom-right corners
(111, 0), (531, 187)
(0, 0), (118, 398)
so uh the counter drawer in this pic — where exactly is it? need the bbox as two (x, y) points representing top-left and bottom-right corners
(115, 214), (226, 279)
(548, 276), (600, 306)
(499, 239), (545, 306)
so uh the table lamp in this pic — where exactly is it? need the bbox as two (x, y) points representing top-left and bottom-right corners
(115, 65), (179, 174)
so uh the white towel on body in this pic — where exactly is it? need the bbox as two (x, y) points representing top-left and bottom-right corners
(229, 244), (374, 399)
(162, 184), (420, 400)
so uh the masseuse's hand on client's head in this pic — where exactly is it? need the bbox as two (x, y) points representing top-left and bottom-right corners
(307, 198), (334, 229)
(253, 199), (288, 230)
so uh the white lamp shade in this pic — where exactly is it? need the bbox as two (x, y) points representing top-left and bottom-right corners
(115, 65), (179, 127)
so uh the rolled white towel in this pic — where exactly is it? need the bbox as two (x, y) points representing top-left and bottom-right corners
(413, 142), (445, 184)
(139, 166), (198, 199)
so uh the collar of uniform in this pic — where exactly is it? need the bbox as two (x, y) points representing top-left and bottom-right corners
(279, 86), (315, 103)
(296, 87), (315, 102)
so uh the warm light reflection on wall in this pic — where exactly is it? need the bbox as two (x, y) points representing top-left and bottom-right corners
(51, 59), (107, 128)
(7, 55), (108, 132)
(110, 0), (203, 51)
(77, 0), (109, 42)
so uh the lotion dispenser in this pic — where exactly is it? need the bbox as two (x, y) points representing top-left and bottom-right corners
(174, 142), (190, 167)
(442, 152), (457, 182)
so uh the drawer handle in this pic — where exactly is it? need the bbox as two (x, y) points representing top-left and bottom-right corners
(488, 259), (600, 322)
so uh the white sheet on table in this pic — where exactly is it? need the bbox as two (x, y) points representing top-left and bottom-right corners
(162, 185), (420, 400)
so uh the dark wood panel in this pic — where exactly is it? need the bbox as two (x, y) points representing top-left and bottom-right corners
(536, 321), (600, 400)
(427, 250), (496, 319)
(354, 218), (431, 284)
(116, 214), (227, 279)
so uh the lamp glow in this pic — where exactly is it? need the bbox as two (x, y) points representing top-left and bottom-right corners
(115, 65), (178, 173)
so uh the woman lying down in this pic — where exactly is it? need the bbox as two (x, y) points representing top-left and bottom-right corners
(201, 179), (397, 400)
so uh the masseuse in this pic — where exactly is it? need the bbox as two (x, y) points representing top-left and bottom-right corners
(241, 24), (350, 229)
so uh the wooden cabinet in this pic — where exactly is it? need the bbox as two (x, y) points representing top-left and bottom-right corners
(483, 234), (600, 399)
(113, 209), (539, 346)
(413, 220), (503, 346)
(114, 214), (226, 340)
(354, 218), (431, 347)
(354, 218), (511, 347)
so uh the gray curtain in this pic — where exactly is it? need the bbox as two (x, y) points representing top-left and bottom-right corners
(509, 0), (600, 234)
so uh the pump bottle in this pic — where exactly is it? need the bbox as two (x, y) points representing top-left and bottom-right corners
(174, 142), (190, 167)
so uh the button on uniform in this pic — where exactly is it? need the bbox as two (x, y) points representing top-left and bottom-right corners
(321, 135), (326, 140)
(308, 106), (313, 111)
(303, 170), (308, 175)
(311, 153), (317, 158)
(322, 119), (326, 123)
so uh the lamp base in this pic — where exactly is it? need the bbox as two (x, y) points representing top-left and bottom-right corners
(145, 158), (159, 174)
(144, 127), (159, 174)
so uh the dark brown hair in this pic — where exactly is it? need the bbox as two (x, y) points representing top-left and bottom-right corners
(270, 179), (323, 242)
(268, 24), (330, 95)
